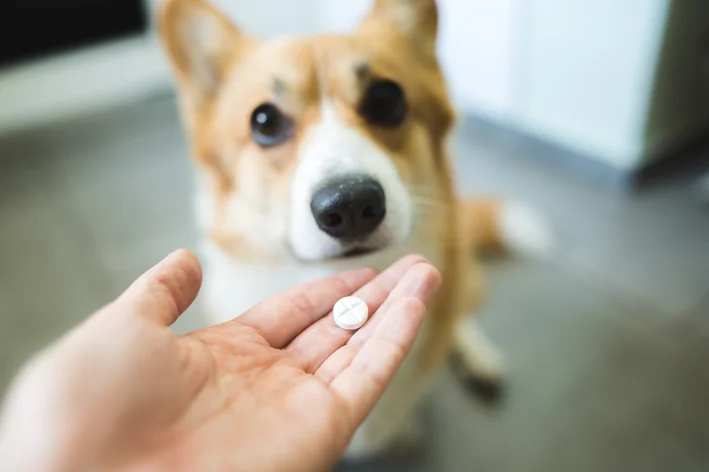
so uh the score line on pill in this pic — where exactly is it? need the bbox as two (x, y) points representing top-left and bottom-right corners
(333, 296), (369, 330)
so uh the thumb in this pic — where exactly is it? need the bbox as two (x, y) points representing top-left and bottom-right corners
(115, 249), (203, 326)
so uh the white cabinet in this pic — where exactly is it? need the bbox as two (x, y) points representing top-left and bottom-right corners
(511, 0), (671, 169)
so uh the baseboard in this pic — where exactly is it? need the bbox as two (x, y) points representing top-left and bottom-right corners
(457, 113), (635, 192)
(458, 113), (709, 192)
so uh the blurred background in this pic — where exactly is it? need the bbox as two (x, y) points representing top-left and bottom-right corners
(0, 1), (708, 471)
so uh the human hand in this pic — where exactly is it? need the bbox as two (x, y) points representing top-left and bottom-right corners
(0, 250), (441, 472)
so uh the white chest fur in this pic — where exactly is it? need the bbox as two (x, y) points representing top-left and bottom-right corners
(199, 237), (440, 326)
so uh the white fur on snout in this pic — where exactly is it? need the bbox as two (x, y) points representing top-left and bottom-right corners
(289, 101), (413, 261)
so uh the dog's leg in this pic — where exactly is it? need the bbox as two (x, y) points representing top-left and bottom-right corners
(452, 317), (505, 403)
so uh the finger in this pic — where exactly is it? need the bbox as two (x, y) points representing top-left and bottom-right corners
(237, 268), (378, 348)
(314, 263), (441, 383)
(284, 255), (430, 371)
(329, 296), (433, 426)
(114, 249), (203, 326)
(346, 261), (440, 351)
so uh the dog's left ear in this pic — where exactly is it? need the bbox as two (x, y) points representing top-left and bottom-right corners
(358, 0), (439, 57)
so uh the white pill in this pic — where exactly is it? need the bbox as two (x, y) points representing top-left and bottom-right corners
(333, 296), (369, 330)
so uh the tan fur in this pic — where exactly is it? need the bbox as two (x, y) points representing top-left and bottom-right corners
(159, 0), (506, 457)
(462, 197), (510, 255)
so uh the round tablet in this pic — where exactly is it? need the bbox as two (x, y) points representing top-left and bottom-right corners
(333, 296), (369, 330)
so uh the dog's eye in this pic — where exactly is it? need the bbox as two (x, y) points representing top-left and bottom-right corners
(250, 103), (292, 147)
(359, 80), (408, 128)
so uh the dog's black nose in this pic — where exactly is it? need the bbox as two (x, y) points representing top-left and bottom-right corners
(311, 176), (386, 240)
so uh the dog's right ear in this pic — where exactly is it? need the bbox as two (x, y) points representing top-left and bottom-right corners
(159, 0), (256, 111)
(359, 0), (439, 59)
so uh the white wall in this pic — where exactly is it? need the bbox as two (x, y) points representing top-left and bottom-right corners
(210, 0), (318, 37)
(317, 0), (370, 33)
(0, 36), (170, 136)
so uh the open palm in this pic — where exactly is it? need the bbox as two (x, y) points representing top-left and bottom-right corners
(0, 251), (441, 472)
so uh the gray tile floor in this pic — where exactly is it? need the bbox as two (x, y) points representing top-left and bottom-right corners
(1, 95), (708, 471)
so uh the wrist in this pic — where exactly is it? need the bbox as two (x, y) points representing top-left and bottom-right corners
(0, 432), (76, 472)
(0, 358), (85, 472)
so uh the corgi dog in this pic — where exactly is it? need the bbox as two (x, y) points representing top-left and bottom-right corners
(158, 0), (550, 459)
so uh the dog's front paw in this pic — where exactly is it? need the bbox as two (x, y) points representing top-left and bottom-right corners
(450, 350), (506, 406)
